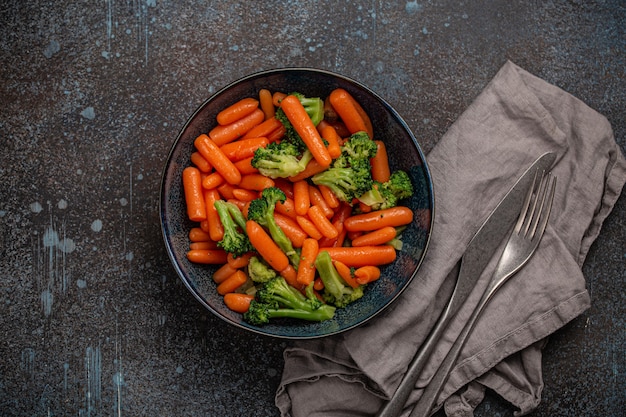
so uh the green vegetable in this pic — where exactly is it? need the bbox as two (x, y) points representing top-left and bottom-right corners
(214, 200), (253, 257)
(243, 276), (336, 325)
(247, 256), (277, 283)
(275, 92), (324, 151)
(358, 170), (414, 210)
(251, 141), (314, 179)
(311, 131), (378, 203)
(246, 187), (300, 267)
(314, 251), (365, 308)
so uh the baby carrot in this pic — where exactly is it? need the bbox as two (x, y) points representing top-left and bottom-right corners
(333, 260), (361, 289)
(204, 189), (224, 242)
(217, 270), (248, 295)
(274, 213), (307, 248)
(258, 89), (275, 120)
(275, 197), (297, 219)
(344, 206), (414, 232)
(190, 151), (212, 173)
(234, 157), (259, 175)
(307, 205), (338, 239)
(209, 108), (265, 146)
(226, 198), (247, 212)
(320, 124), (342, 159)
(351, 226), (397, 247)
(293, 180), (310, 216)
(189, 241), (219, 250)
(216, 97), (260, 126)
(213, 263), (238, 284)
(223, 293), (254, 313)
(296, 238), (319, 286)
(239, 174), (275, 191)
(296, 215), (323, 240)
(182, 166), (207, 222)
(328, 88), (374, 139)
(320, 245), (396, 267)
(202, 172), (225, 190)
(280, 95), (332, 167)
(288, 159), (329, 182)
(370, 140), (391, 183)
(309, 185), (334, 218)
(266, 124), (286, 142)
(354, 265), (381, 285)
(232, 188), (258, 202)
(227, 251), (254, 269)
(272, 91), (287, 107)
(219, 137), (269, 161)
(217, 183), (237, 200)
(246, 220), (289, 271)
(317, 184), (340, 209)
(243, 117), (282, 139)
(187, 249), (229, 264)
(189, 227), (212, 242)
(279, 264), (301, 289)
(273, 178), (294, 199)
(194, 134), (242, 185)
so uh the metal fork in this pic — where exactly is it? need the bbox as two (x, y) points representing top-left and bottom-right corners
(408, 171), (557, 417)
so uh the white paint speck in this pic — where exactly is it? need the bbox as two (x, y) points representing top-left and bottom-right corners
(58, 238), (76, 253)
(119, 198), (128, 206)
(58, 199), (68, 209)
(91, 219), (103, 232)
(77, 279), (87, 289)
(43, 227), (59, 247)
(405, 1), (422, 15)
(80, 107), (96, 120)
(30, 202), (43, 213)
(136, 174), (143, 180)
(125, 252), (134, 261)
(176, 366), (184, 374)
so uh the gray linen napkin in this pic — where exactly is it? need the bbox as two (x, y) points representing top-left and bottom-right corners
(275, 60), (626, 417)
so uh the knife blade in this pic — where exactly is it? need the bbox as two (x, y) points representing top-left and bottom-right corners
(375, 151), (556, 417)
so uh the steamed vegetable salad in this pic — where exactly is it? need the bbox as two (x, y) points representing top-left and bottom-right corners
(181, 87), (414, 325)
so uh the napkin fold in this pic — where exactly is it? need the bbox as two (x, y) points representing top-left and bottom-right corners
(276, 61), (626, 417)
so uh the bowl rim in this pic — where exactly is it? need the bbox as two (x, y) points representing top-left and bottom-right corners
(159, 67), (435, 339)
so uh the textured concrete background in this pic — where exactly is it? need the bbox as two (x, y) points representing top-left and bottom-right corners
(1, 1), (624, 416)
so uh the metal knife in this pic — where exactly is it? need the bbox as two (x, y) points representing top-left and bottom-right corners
(375, 151), (556, 417)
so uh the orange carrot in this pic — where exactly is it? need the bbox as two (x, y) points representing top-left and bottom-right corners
(272, 91), (287, 107)
(273, 178), (294, 199)
(190, 152), (212, 173)
(313, 277), (324, 291)
(344, 206), (414, 232)
(288, 159), (329, 182)
(320, 124), (342, 159)
(258, 89), (275, 120)
(223, 293), (254, 313)
(296, 215), (323, 240)
(370, 140), (391, 183)
(275, 197), (297, 219)
(293, 180), (310, 216)
(209, 108), (265, 146)
(227, 198), (247, 212)
(323, 96), (339, 122)
(227, 251), (254, 269)
(219, 137), (269, 161)
(296, 238), (319, 286)
(274, 213), (307, 248)
(194, 134), (242, 185)
(213, 263), (238, 284)
(307, 205), (338, 239)
(187, 249), (229, 264)
(328, 88), (374, 139)
(189, 241), (219, 250)
(358, 202), (372, 213)
(243, 116), (282, 139)
(233, 157), (258, 175)
(239, 174), (275, 191)
(217, 270), (248, 295)
(217, 183), (237, 200)
(199, 220), (211, 233)
(317, 184), (340, 209)
(246, 220), (289, 271)
(189, 227), (212, 242)
(354, 265), (381, 285)
(216, 97), (259, 126)
(279, 264), (301, 289)
(333, 260), (361, 289)
(351, 226), (397, 247)
(232, 188), (258, 202)
(280, 95), (332, 167)
(182, 167), (207, 222)
(266, 124), (286, 142)
(202, 172), (225, 190)
(204, 189), (224, 241)
(309, 186), (334, 218)
(320, 245), (396, 267)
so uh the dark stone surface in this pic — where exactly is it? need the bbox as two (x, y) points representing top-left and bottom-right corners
(1, 1), (623, 416)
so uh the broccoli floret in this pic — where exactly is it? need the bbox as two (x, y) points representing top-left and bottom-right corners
(214, 200), (253, 257)
(247, 256), (277, 283)
(247, 187), (300, 267)
(358, 170), (414, 210)
(314, 251), (365, 308)
(243, 277), (336, 325)
(275, 92), (324, 150)
(310, 132), (378, 203)
(251, 141), (314, 179)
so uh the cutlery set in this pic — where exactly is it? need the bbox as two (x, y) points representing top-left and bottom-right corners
(377, 153), (558, 417)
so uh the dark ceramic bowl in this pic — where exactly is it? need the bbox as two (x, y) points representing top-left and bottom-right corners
(160, 68), (434, 339)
